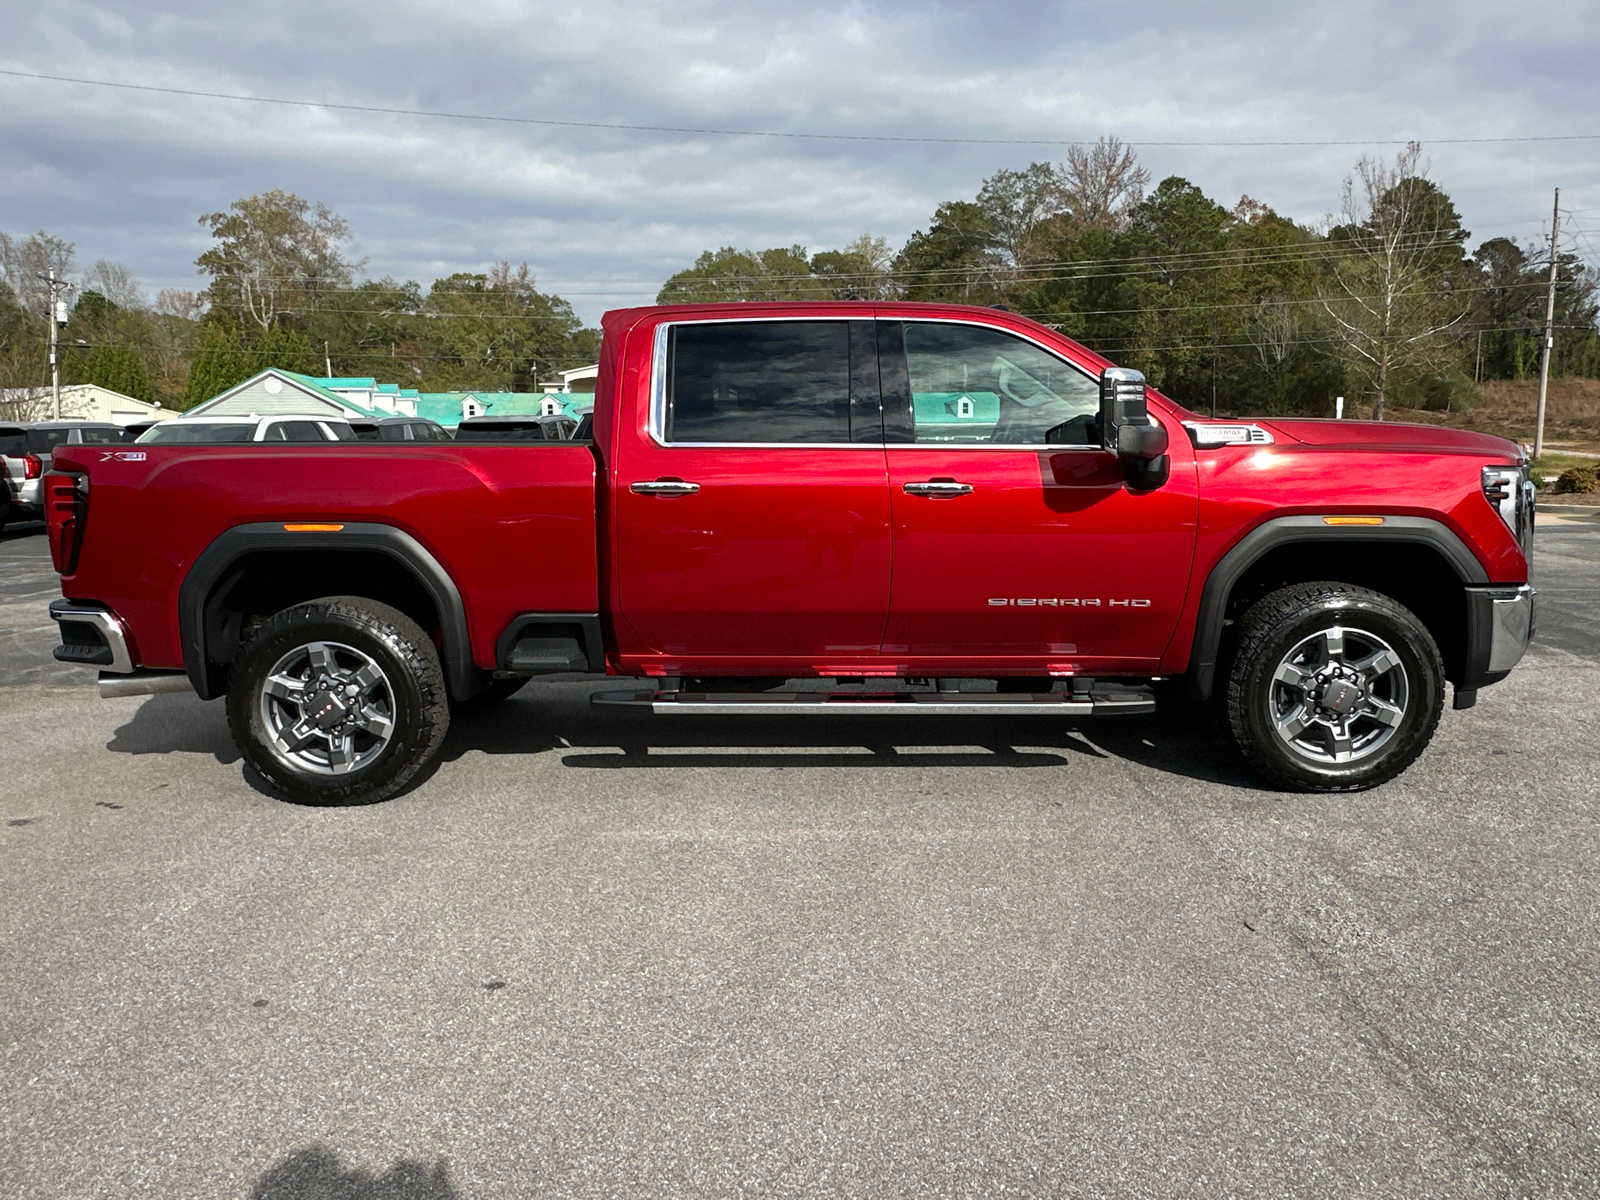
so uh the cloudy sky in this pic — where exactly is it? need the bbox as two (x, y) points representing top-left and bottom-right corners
(3, 0), (1599, 323)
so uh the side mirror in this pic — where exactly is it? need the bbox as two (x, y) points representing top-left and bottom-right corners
(1099, 366), (1170, 489)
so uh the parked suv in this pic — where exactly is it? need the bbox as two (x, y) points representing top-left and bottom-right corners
(136, 415), (356, 443)
(348, 417), (450, 442)
(453, 414), (579, 441)
(1, 421), (125, 528)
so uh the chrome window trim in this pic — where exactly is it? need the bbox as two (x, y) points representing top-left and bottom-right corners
(645, 314), (1104, 451)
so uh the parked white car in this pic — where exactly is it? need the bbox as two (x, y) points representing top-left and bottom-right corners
(136, 415), (356, 444)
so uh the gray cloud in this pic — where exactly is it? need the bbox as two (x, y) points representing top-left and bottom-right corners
(2, 0), (1597, 323)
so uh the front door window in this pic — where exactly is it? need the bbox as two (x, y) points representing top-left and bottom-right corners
(903, 321), (1101, 446)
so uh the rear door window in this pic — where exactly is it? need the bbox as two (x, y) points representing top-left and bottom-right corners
(666, 321), (853, 444)
(0, 428), (24, 457)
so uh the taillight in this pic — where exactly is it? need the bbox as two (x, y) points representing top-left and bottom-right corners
(44, 472), (88, 575)
(23, 453), (43, 479)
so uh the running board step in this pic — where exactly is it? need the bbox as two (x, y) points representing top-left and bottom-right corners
(591, 689), (1155, 716)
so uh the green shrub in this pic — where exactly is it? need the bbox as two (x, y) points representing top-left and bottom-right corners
(1552, 465), (1600, 494)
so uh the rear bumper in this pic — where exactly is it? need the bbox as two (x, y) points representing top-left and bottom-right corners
(49, 600), (134, 673)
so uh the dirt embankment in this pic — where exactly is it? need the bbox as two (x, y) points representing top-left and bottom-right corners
(1388, 378), (1600, 449)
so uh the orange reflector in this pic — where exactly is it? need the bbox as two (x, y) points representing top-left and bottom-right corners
(1322, 516), (1385, 526)
(283, 523), (345, 532)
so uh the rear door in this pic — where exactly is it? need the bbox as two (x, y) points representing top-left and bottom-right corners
(879, 319), (1197, 672)
(612, 318), (891, 665)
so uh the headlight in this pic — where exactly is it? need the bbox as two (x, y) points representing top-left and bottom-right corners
(1482, 465), (1535, 556)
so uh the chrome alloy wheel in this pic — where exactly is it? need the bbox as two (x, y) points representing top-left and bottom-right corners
(257, 640), (396, 775)
(1267, 625), (1410, 765)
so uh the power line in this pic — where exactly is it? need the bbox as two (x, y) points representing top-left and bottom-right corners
(5, 67), (1600, 149)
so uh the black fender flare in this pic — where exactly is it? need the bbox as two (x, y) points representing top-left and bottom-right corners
(1184, 515), (1489, 700)
(177, 522), (478, 701)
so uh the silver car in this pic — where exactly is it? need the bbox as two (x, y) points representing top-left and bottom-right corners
(0, 421), (126, 528)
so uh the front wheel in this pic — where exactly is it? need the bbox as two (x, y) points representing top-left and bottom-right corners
(226, 597), (450, 805)
(1226, 582), (1444, 792)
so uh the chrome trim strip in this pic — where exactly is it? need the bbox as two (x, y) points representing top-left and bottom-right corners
(50, 605), (133, 674)
(591, 690), (1156, 716)
(98, 671), (193, 699)
(644, 314), (1103, 450)
(1484, 584), (1537, 673)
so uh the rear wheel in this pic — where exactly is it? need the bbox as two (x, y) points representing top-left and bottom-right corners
(1226, 582), (1444, 792)
(226, 597), (449, 805)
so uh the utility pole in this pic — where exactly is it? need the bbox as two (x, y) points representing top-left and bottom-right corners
(1533, 187), (1560, 461)
(324, 341), (332, 378)
(38, 270), (71, 420)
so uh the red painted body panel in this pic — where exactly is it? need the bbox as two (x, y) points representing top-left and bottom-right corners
(51, 300), (1530, 687)
(880, 428), (1198, 672)
(51, 444), (598, 672)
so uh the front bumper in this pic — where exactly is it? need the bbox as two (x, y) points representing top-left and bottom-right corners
(1457, 584), (1536, 703)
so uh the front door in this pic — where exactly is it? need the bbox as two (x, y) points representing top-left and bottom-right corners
(878, 319), (1198, 674)
(613, 318), (892, 669)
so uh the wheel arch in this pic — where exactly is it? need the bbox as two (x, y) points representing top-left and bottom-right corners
(1186, 515), (1488, 700)
(177, 522), (479, 702)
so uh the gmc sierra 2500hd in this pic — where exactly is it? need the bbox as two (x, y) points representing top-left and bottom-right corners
(44, 301), (1535, 804)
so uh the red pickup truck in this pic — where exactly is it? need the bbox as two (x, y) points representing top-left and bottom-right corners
(44, 301), (1535, 804)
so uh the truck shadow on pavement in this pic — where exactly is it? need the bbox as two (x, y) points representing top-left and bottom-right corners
(100, 685), (1266, 794)
(104, 691), (241, 764)
(249, 1144), (458, 1199)
(442, 685), (1263, 789)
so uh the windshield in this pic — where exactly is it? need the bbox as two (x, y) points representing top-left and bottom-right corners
(138, 423), (256, 444)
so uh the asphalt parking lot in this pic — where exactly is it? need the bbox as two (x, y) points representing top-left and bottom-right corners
(2, 517), (1597, 1199)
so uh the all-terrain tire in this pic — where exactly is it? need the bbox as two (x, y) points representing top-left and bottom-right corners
(1226, 582), (1444, 792)
(226, 596), (449, 806)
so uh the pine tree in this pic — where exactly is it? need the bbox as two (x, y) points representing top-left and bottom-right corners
(183, 324), (251, 409)
(78, 343), (153, 402)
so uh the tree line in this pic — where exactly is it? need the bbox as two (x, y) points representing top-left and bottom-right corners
(0, 191), (598, 414)
(659, 140), (1600, 419)
(3, 143), (1596, 421)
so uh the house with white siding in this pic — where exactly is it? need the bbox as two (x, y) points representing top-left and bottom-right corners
(182, 370), (383, 421)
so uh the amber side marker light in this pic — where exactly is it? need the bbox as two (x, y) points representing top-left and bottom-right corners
(1322, 516), (1385, 526)
(283, 523), (345, 532)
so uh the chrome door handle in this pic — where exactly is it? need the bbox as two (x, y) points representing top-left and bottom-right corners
(630, 479), (701, 497)
(902, 480), (974, 498)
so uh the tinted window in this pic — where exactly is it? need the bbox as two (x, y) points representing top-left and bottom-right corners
(456, 423), (545, 442)
(139, 423), (255, 443)
(349, 423), (380, 441)
(25, 428), (71, 454)
(902, 323), (1100, 445)
(324, 423), (356, 441)
(668, 321), (849, 444)
(263, 421), (325, 441)
(75, 427), (124, 445)
(0, 428), (24, 456)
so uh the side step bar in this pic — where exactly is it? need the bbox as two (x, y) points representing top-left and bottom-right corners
(592, 688), (1155, 717)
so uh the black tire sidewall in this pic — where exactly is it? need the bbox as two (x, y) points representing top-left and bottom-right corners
(1231, 591), (1443, 791)
(227, 600), (445, 806)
